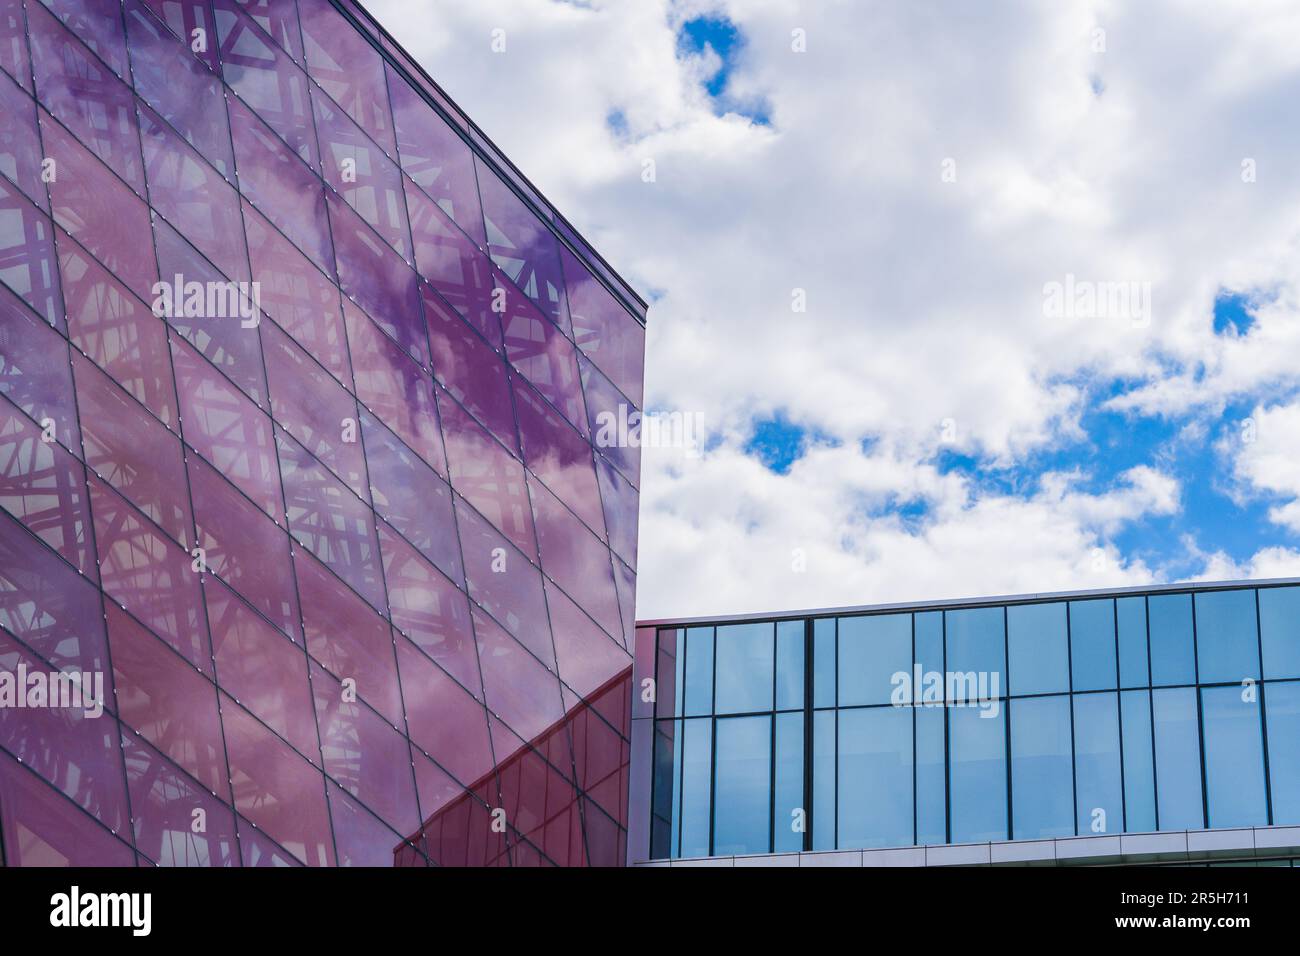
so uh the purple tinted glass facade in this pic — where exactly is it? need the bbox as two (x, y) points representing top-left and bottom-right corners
(0, 0), (644, 867)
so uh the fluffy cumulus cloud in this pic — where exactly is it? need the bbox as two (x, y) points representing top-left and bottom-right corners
(372, 0), (1300, 617)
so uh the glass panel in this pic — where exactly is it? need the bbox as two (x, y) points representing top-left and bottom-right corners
(678, 717), (711, 858)
(811, 709), (834, 850)
(775, 620), (804, 711)
(0, 0), (33, 93)
(544, 579), (630, 702)
(839, 613), (910, 707)
(394, 636), (492, 787)
(1194, 589), (1260, 684)
(0, 290), (79, 454)
(1265, 681), (1300, 825)
(1149, 593), (1196, 686)
(0, 67), (48, 210)
(40, 0), (129, 77)
(298, 0), (396, 155)
(1120, 689), (1156, 832)
(141, 0), (220, 72)
(838, 705), (913, 848)
(813, 617), (835, 708)
(595, 453), (637, 570)
(1260, 587), (1300, 679)
(916, 704), (946, 844)
(713, 715), (771, 855)
(654, 629), (680, 720)
(529, 477), (622, 643)
(682, 626), (713, 717)
(649, 719), (676, 858)
(514, 378), (601, 533)
(773, 711), (803, 853)
(1070, 598), (1117, 691)
(405, 183), (498, 348)
(1152, 687), (1204, 830)
(714, 621), (774, 715)
(0, 750), (134, 866)
(1007, 601), (1067, 696)
(1117, 595), (1149, 688)
(560, 243), (644, 404)
(1073, 692), (1122, 835)
(949, 702), (1007, 843)
(499, 277), (587, 434)
(1201, 685), (1267, 828)
(1010, 695), (1073, 840)
(945, 606), (1005, 702)
(425, 288), (518, 453)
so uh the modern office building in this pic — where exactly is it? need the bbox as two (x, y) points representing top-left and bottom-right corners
(0, 0), (645, 866)
(631, 580), (1300, 867)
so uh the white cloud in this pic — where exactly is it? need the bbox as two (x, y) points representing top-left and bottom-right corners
(372, 0), (1300, 617)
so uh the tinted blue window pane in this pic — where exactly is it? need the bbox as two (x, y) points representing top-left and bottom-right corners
(1265, 681), (1300, 824)
(1201, 686), (1267, 828)
(1149, 595), (1196, 686)
(683, 627), (713, 716)
(1120, 690), (1156, 832)
(813, 617), (835, 708)
(1010, 695), (1074, 839)
(946, 607), (1005, 701)
(1259, 587), (1300, 679)
(1195, 590), (1259, 684)
(812, 710), (835, 849)
(1117, 596), (1149, 688)
(775, 620), (804, 710)
(774, 712), (803, 852)
(713, 716), (771, 855)
(1070, 599), (1117, 691)
(839, 613), (910, 707)
(666, 629), (685, 718)
(715, 622), (773, 714)
(949, 703), (1006, 842)
(915, 610), (943, 674)
(1073, 692), (1122, 835)
(679, 718), (712, 856)
(837, 706), (913, 848)
(916, 705), (946, 845)
(1152, 688), (1203, 830)
(1007, 602), (1067, 696)
(650, 720), (677, 858)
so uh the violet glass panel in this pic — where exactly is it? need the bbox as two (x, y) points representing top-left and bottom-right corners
(327, 190), (426, 367)
(477, 156), (568, 330)
(561, 243), (645, 406)
(0, 0), (31, 93)
(140, 0), (220, 73)
(327, 778), (410, 866)
(228, 96), (332, 274)
(0, 508), (108, 676)
(170, 335), (282, 521)
(312, 661), (420, 836)
(514, 379), (603, 534)
(233, 0), (303, 63)
(544, 578), (631, 702)
(120, 730), (240, 866)
(472, 606), (565, 746)
(0, 629), (129, 835)
(58, 228), (179, 428)
(139, 104), (249, 285)
(362, 411), (461, 583)
(297, 0), (396, 155)
(242, 200), (348, 385)
(312, 82), (411, 262)
(295, 547), (404, 727)
(343, 298), (444, 474)
(454, 495), (553, 668)
(499, 276), (587, 435)
(0, 288), (80, 456)
(41, 112), (155, 303)
(611, 555), (636, 649)
(221, 695), (336, 866)
(405, 181), (498, 347)
(581, 354), (639, 487)
(0, 175), (64, 329)
(38, 0), (129, 77)
(388, 66), (485, 248)
(28, 2), (143, 193)
(188, 453), (301, 638)
(377, 521), (477, 695)
(495, 741), (581, 866)
(395, 634), (493, 787)
(237, 813), (302, 866)
(89, 475), (212, 673)
(596, 453), (638, 570)
(0, 68), (47, 210)
(424, 287), (517, 454)
(0, 750), (135, 866)
(529, 476), (622, 642)
(263, 320), (366, 500)
(0, 398), (95, 578)
(215, 0), (318, 165)
(277, 427), (386, 613)
(72, 353), (192, 544)
(125, 0), (233, 177)
(439, 394), (535, 558)
(207, 577), (317, 760)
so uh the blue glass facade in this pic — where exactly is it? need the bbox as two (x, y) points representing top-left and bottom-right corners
(643, 582), (1300, 860)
